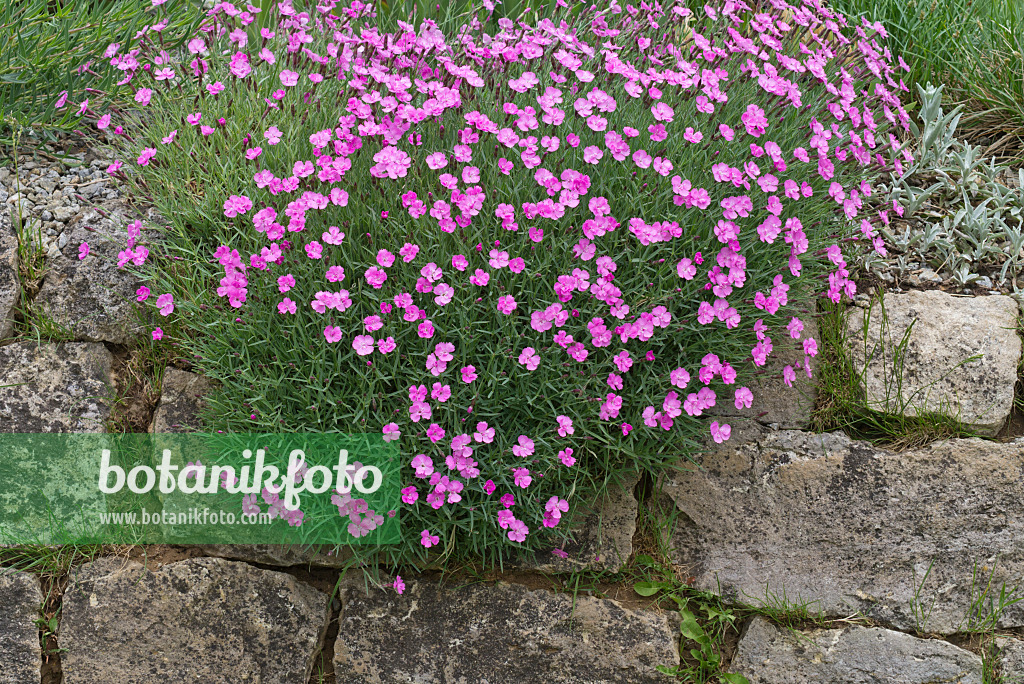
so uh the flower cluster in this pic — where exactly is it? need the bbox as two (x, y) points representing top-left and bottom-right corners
(94, 0), (911, 563)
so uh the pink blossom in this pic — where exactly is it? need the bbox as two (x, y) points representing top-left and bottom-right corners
(156, 293), (174, 316)
(518, 347), (540, 371)
(229, 52), (251, 78)
(420, 529), (440, 548)
(279, 69), (299, 86)
(582, 146), (603, 164)
(651, 102), (674, 122)
(370, 145), (412, 179)
(512, 435), (535, 458)
(513, 467), (532, 488)
(710, 421), (732, 443)
(734, 387), (754, 409)
(497, 295), (517, 315)
(556, 415), (574, 437)
(353, 335), (375, 355)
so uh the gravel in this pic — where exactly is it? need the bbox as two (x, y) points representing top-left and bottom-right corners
(1, 143), (121, 256)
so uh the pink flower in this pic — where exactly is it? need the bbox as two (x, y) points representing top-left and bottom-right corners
(324, 326), (342, 343)
(229, 52), (251, 78)
(279, 70), (299, 86)
(470, 269), (490, 286)
(512, 435), (535, 458)
(474, 421), (495, 443)
(613, 351), (633, 373)
(421, 529), (440, 548)
(353, 335), (375, 355)
(651, 102), (675, 122)
(137, 148), (157, 166)
(222, 194), (252, 218)
(556, 415), (574, 437)
(264, 126), (282, 145)
(460, 365), (478, 383)
(365, 267), (388, 289)
(742, 104), (769, 137)
(399, 243), (420, 262)
(518, 347), (540, 371)
(497, 295), (517, 315)
(78, 242), (89, 260)
(583, 145), (603, 164)
(382, 424), (401, 443)
(371, 145), (412, 179)
(632, 149), (652, 169)
(648, 122), (669, 141)
(393, 575), (405, 595)
(136, 286), (150, 302)
(734, 387), (754, 409)
(513, 467), (532, 488)
(426, 423), (445, 442)
(545, 496), (569, 520)
(151, 327), (164, 341)
(156, 293), (174, 316)
(710, 421), (732, 444)
(426, 152), (447, 169)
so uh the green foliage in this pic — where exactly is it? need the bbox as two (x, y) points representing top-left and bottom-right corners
(631, 554), (749, 684)
(0, 0), (202, 143)
(103, 0), (896, 567)
(829, 0), (1024, 156)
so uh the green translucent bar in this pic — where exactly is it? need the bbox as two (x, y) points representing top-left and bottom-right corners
(0, 433), (401, 545)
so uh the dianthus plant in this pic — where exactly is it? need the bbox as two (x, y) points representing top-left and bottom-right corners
(90, 0), (911, 565)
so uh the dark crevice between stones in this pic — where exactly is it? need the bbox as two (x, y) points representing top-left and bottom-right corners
(631, 470), (657, 562)
(103, 341), (160, 433)
(123, 546), (346, 596)
(38, 572), (68, 684)
(307, 591), (342, 684)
